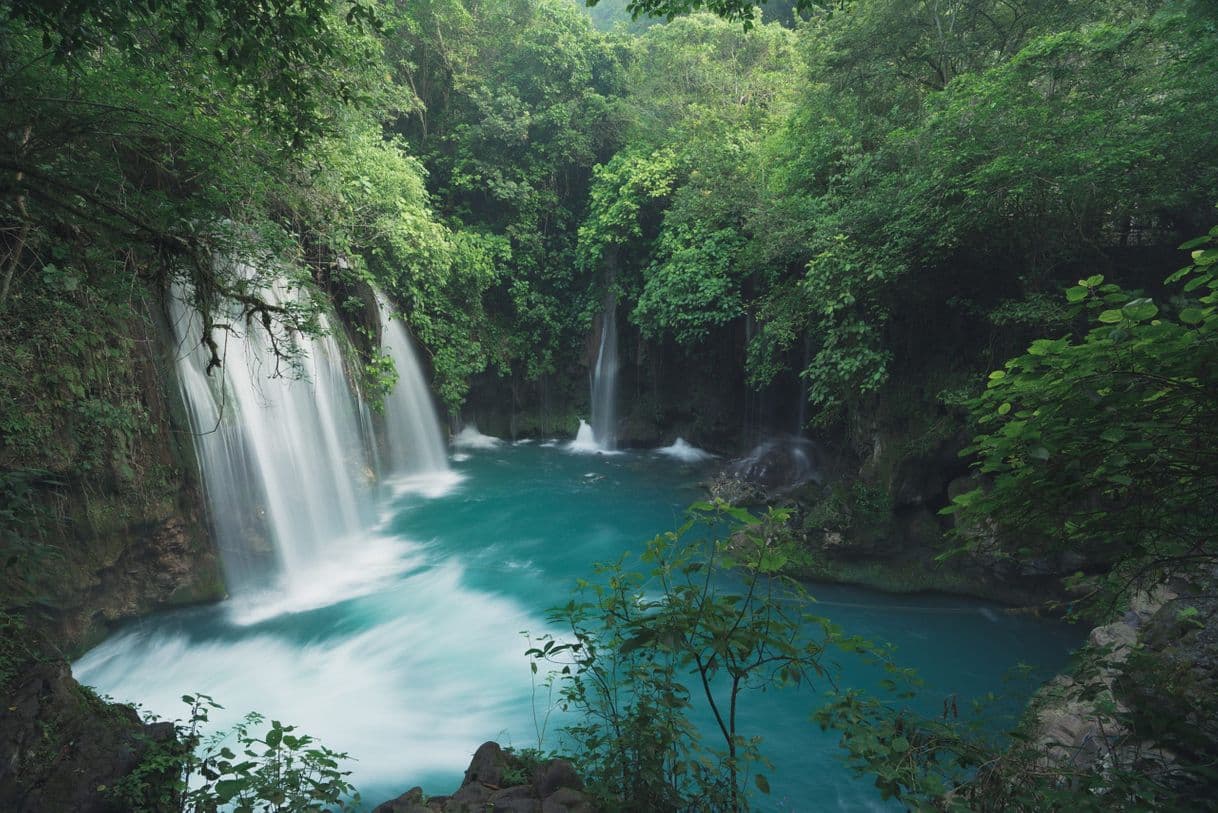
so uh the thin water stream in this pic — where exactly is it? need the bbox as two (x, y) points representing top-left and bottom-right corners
(76, 443), (1079, 811)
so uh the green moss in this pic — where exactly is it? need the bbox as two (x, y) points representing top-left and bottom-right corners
(796, 556), (990, 598)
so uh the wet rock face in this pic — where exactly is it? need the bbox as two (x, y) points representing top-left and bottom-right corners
(728, 437), (826, 493)
(0, 657), (176, 812)
(374, 741), (594, 813)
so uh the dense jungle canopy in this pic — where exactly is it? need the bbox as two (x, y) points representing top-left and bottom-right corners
(2, 0), (1217, 809)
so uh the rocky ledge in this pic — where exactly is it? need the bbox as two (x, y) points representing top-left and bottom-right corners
(375, 741), (595, 813)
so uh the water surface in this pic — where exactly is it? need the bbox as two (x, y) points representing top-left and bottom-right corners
(76, 443), (1078, 810)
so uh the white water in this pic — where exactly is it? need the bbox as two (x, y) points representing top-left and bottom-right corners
(589, 295), (618, 450)
(170, 277), (377, 595)
(568, 419), (621, 455)
(75, 558), (541, 785)
(656, 438), (714, 463)
(376, 297), (449, 476)
(452, 425), (502, 449)
(169, 275), (452, 598)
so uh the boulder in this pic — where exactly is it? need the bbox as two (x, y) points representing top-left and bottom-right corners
(375, 743), (598, 813)
(0, 658), (177, 812)
(542, 787), (595, 813)
(533, 758), (583, 797)
(373, 786), (439, 813)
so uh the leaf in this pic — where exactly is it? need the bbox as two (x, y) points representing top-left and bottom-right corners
(1179, 307), (1205, 325)
(1192, 248), (1218, 266)
(755, 773), (771, 794)
(1121, 298), (1158, 322)
(214, 779), (247, 802)
(997, 402), (1011, 416)
(1065, 286), (1087, 303)
(1165, 266), (1193, 285)
(1098, 309), (1123, 324)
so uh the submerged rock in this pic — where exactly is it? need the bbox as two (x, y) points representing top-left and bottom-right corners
(374, 741), (594, 813)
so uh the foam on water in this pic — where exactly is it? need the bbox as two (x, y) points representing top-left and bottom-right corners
(224, 534), (423, 626)
(452, 426), (502, 449)
(656, 438), (714, 463)
(388, 470), (465, 500)
(567, 420), (622, 455)
(75, 560), (543, 789)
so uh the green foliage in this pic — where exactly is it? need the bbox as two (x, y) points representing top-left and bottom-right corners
(802, 478), (892, 539)
(528, 500), (840, 811)
(0, 469), (62, 611)
(946, 225), (1218, 612)
(818, 618), (1218, 810)
(388, 0), (627, 383)
(1, 0), (381, 147)
(114, 694), (358, 812)
(747, 2), (1218, 428)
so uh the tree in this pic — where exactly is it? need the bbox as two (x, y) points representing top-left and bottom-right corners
(947, 223), (1218, 612)
(529, 501), (843, 811)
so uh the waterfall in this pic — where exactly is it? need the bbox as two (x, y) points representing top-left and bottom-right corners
(589, 294), (619, 450)
(796, 332), (812, 435)
(170, 276), (377, 595)
(374, 296), (448, 475)
(169, 275), (452, 598)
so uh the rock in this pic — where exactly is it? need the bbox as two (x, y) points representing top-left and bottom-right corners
(533, 758), (583, 797)
(0, 657), (178, 812)
(373, 786), (439, 813)
(375, 743), (598, 813)
(463, 741), (507, 787)
(728, 437), (825, 493)
(487, 785), (542, 812)
(447, 782), (493, 809)
(542, 787), (595, 813)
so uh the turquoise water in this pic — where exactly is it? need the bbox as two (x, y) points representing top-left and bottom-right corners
(76, 442), (1079, 810)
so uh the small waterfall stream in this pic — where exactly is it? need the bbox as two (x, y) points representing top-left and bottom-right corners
(375, 295), (449, 476)
(589, 294), (619, 450)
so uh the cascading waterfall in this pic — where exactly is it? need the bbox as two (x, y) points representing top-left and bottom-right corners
(169, 274), (450, 597)
(589, 294), (619, 450)
(171, 277), (377, 594)
(374, 295), (449, 476)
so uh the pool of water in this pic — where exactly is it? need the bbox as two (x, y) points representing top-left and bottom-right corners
(75, 442), (1079, 810)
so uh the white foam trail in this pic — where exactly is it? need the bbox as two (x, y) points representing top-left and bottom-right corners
(388, 470), (465, 500)
(656, 438), (714, 463)
(452, 426), (502, 449)
(224, 534), (423, 626)
(75, 561), (547, 790)
(451, 452), (471, 462)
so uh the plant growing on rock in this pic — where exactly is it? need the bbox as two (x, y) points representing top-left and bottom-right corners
(114, 694), (358, 813)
